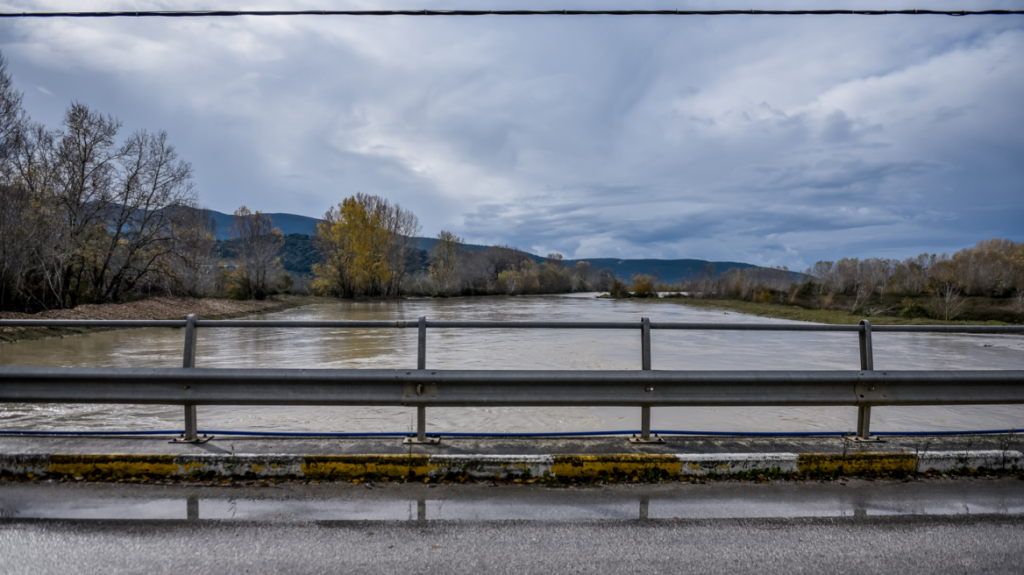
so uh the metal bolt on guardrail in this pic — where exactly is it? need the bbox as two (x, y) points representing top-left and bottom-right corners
(2, 315), (1023, 445)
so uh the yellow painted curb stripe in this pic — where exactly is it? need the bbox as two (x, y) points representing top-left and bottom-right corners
(47, 454), (179, 477)
(797, 453), (917, 475)
(6, 451), (1016, 480)
(301, 455), (433, 479)
(551, 454), (681, 478)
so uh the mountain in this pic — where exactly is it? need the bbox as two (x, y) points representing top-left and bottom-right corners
(562, 258), (761, 284)
(209, 210), (320, 239)
(205, 209), (800, 281)
(413, 236), (492, 254)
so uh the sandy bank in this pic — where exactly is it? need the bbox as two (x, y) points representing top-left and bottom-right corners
(0, 295), (326, 344)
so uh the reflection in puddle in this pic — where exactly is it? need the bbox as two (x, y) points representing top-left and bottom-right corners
(3, 483), (1023, 522)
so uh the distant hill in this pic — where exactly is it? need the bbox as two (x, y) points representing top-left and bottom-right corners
(413, 236), (492, 255)
(562, 258), (761, 284)
(205, 209), (801, 282)
(209, 210), (320, 240)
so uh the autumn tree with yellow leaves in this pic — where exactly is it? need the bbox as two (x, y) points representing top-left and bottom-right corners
(312, 194), (419, 298)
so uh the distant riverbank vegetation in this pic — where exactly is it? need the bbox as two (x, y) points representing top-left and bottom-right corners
(610, 241), (1024, 324)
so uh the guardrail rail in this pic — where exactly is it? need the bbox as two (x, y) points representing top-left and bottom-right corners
(2, 316), (1022, 445)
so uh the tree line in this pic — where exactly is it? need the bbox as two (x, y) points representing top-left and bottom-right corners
(671, 240), (1024, 321)
(307, 201), (615, 298)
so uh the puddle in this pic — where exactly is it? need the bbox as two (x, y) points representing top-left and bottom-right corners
(3, 481), (1022, 522)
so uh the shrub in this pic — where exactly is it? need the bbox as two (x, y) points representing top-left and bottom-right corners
(631, 274), (658, 298)
(898, 298), (931, 319)
(609, 277), (631, 298)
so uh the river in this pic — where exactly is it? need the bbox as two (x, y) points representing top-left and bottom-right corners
(2, 294), (1023, 434)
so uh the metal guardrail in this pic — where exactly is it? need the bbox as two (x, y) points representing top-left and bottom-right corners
(2, 316), (1023, 445)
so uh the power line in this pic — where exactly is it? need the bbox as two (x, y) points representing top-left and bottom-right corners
(0, 9), (1022, 18)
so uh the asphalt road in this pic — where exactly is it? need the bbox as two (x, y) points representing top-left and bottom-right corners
(3, 478), (1023, 574)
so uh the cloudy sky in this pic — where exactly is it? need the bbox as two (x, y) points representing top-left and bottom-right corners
(1, 1), (1021, 269)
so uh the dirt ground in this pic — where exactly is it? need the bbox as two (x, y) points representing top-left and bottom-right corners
(0, 295), (326, 343)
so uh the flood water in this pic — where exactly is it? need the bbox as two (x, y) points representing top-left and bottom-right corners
(2, 294), (1023, 434)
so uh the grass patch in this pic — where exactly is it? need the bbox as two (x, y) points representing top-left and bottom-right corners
(642, 297), (1015, 326)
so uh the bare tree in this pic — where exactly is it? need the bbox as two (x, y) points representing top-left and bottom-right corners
(89, 129), (196, 302)
(429, 230), (462, 296)
(592, 268), (614, 292)
(0, 184), (37, 309)
(1012, 288), (1024, 316)
(0, 50), (27, 180)
(170, 206), (218, 297)
(231, 206), (284, 300)
(696, 262), (716, 297)
(484, 245), (530, 283)
(459, 250), (492, 292)
(930, 283), (967, 321)
(48, 103), (123, 306)
(572, 261), (592, 291)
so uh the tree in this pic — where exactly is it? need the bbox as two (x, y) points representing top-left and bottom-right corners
(313, 196), (393, 298)
(696, 262), (716, 297)
(231, 206), (284, 300)
(87, 129), (197, 302)
(930, 282), (966, 321)
(0, 50), (26, 179)
(429, 231), (462, 296)
(572, 261), (592, 291)
(592, 268), (614, 292)
(0, 183), (37, 310)
(0, 53), (32, 309)
(354, 193), (420, 295)
(312, 195), (419, 298)
(42, 103), (123, 307)
(484, 245), (530, 283)
(169, 207), (218, 297)
(539, 253), (573, 293)
(0, 51), (202, 311)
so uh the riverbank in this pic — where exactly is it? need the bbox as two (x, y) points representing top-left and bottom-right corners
(0, 295), (327, 344)
(644, 297), (1019, 326)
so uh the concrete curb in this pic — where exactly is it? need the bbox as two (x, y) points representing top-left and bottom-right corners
(2, 451), (1021, 481)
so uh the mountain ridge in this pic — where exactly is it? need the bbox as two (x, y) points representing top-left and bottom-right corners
(207, 209), (795, 282)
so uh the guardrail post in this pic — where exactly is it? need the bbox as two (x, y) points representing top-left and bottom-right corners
(630, 317), (664, 444)
(850, 319), (882, 443)
(172, 314), (212, 444)
(405, 316), (440, 445)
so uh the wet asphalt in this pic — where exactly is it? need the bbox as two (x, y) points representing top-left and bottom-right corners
(2, 477), (1023, 574)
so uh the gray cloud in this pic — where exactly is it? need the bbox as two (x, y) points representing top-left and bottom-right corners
(2, 0), (1022, 269)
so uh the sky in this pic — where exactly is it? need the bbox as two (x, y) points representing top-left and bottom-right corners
(0, 1), (1021, 269)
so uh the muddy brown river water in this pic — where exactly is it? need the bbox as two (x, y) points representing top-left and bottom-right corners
(2, 294), (1023, 434)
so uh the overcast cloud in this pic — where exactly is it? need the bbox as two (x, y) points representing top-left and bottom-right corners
(1, 0), (1021, 269)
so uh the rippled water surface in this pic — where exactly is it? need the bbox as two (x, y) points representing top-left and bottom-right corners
(2, 294), (1023, 433)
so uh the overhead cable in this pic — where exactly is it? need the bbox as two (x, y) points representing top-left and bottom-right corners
(1, 9), (1023, 18)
